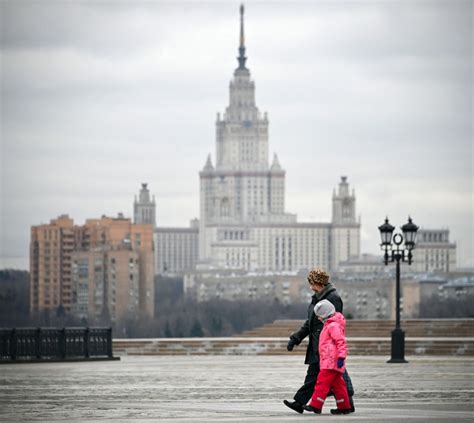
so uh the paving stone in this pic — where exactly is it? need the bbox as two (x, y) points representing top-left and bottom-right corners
(1, 355), (473, 422)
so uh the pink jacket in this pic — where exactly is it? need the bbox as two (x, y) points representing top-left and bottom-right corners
(318, 312), (348, 373)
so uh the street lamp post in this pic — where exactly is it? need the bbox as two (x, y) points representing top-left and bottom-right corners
(378, 216), (419, 363)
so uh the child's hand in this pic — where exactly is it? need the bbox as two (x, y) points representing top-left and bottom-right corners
(337, 357), (345, 368)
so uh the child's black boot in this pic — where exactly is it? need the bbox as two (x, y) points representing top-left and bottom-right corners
(330, 408), (352, 415)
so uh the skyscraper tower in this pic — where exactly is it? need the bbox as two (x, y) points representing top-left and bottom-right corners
(331, 176), (360, 269)
(332, 176), (357, 224)
(198, 4), (293, 263)
(215, 3), (269, 173)
(134, 183), (156, 227)
(151, 4), (361, 275)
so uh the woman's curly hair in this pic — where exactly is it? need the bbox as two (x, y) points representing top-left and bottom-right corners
(307, 268), (330, 286)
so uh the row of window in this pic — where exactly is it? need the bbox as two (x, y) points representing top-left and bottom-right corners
(420, 232), (448, 243)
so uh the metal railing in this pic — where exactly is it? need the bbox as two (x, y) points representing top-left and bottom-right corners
(0, 327), (114, 362)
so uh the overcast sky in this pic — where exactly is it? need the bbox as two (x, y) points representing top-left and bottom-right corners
(1, 0), (472, 270)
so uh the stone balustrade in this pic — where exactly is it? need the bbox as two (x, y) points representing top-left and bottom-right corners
(113, 319), (474, 356)
(113, 337), (474, 356)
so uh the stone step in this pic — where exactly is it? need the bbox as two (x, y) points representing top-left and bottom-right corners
(238, 319), (474, 338)
(113, 337), (474, 356)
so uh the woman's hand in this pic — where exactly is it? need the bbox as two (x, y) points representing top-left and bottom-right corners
(287, 337), (297, 351)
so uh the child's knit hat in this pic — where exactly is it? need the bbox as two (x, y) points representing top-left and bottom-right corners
(314, 299), (336, 319)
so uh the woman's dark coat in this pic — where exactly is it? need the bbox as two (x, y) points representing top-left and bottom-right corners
(290, 286), (343, 365)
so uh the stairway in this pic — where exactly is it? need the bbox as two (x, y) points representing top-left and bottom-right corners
(113, 319), (474, 356)
(238, 319), (474, 338)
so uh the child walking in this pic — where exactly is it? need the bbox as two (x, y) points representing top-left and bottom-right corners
(302, 299), (352, 415)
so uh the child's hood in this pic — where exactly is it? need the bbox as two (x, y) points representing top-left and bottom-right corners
(325, 311), (346, 329)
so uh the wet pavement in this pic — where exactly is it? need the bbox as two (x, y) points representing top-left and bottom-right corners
(1, 355), (473, 422)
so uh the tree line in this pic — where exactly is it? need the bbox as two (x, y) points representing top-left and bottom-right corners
(0, 271), (306, 337)
(1, 270), (473, 338)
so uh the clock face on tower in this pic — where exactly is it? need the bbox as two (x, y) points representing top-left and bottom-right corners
(242, 120), (252, 128)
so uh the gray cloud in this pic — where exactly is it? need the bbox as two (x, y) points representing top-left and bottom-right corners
(1, 0), (472, 269)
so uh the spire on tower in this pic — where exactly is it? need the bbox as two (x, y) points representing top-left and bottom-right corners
(240, 4), (245, 47)
(237, 4), (247, 70)
(270, 153), (284, 174)
(203, 154), (214, 172)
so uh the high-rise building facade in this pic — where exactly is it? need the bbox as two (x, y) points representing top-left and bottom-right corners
(30, 215), (81, 314)
(30, 214), (155, 321)
(155, 220), (199, 274)
(71, 247), (140, 322)
(411, 229), (456, 273)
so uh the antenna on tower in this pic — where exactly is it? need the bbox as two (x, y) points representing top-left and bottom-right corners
(237, 4), (247, 70)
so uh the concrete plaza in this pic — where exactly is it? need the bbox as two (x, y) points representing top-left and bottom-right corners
(1, 355), (473, 422)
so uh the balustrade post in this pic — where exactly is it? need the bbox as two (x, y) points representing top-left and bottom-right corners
(59, 328), (66, 359)
(107, 328), (112, 358)
(84, 327), (90, 358)
(10, 328), (16, 361)
(35, 328), (41, 359)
